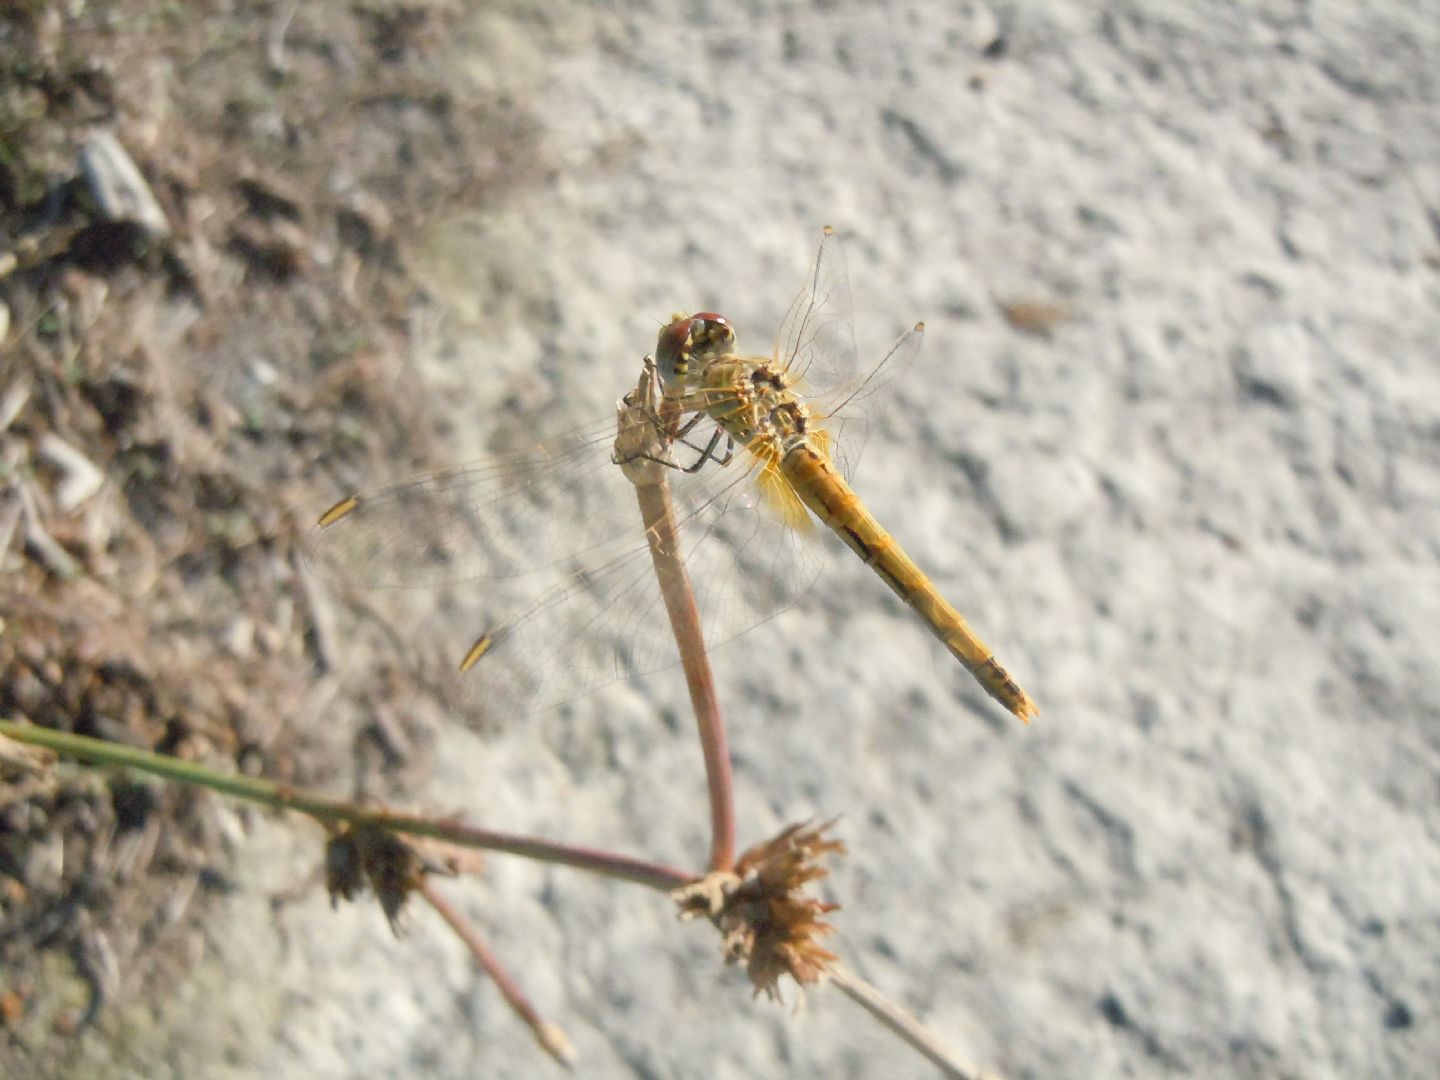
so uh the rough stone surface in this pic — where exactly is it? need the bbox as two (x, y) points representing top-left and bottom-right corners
(163, 3), (1439, 1077)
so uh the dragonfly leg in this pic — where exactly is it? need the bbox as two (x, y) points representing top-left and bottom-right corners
(620, 448), (685, 470)
(679, 428), (735, 473)
(615, 423), (734, 474)
(674, 412), (706, 439)
(670, 411), (736, 463)
(611, 407), (693, 472)
(614, 366), (682, 471)
(617, 370), (735, 473)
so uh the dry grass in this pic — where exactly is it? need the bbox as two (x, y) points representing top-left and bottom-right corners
(0, 2), (542, 1072)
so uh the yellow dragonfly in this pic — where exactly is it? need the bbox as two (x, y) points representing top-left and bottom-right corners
(309, 228), (1036, 723)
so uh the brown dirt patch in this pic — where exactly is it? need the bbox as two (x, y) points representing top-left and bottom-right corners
(1, 3), (540, 1072)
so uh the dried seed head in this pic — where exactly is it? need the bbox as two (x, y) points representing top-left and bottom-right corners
(325, 823), (427, 932)
(324, 827), (368, 905)
(674, 820), (845, 1000)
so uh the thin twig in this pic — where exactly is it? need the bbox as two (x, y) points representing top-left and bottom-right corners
(17, 477), (81, 579)
(616, 363), (736, 872)
(266, 0), (300, 76)
(0, 719), (693, 892)
(829, 964), (1005, 1080)
(633, 480), (736, 871)
(420, 879), (578, 1070)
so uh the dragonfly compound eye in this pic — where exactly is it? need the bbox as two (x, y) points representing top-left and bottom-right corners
(656, 312), (696, 383)
(655, 311), (735, 384)
(689, 312), (735, 358)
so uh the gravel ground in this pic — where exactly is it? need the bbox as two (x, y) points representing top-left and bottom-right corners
(18, 2), (1440, 1078)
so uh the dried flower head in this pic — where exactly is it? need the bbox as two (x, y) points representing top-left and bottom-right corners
(674, 820), (845, 1000)
(325, 823), (427, 932)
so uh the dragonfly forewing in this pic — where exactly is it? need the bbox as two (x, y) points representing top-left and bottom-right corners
(805, 320), (926, 482)
(307, 416), (641, 588)
(774, 225), (858, 396)
(436, 439), (831, 722)
(307, 372), (832, 724)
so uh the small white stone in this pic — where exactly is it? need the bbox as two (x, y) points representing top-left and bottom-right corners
(78, 130), (171, 239)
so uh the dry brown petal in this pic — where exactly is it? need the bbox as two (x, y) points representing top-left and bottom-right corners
(324, 827), (367, 906)
(324, 822), (427, 932)
(674, 820), (845, 1001)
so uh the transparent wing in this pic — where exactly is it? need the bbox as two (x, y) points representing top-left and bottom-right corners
(811, 321), (925, 482)
(433, 444), (830, 725)
(775, 225), (857, 397)
(305, 413), (686, 588)
(306, 379), (829, 724)
(773, 227), (926, 481)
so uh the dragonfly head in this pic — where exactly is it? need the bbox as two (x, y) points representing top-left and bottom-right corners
(656, 311), (736, 386)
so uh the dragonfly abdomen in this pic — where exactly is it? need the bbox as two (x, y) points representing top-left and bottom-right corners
(780, 442), (1038, 722)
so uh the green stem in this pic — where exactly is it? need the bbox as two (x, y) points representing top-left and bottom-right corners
(0, 719), (693, 892)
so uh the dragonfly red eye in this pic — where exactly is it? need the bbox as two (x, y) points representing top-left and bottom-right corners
(656, 312), (735, 384)
(690, 312), (735, 356)
(656, 312), (697, 381)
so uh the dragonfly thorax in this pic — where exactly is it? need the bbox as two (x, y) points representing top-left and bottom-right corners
(695, 356), (814, 454)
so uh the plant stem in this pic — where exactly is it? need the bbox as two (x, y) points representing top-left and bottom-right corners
(633, 474), (737, 873)
(420, 879), (577, 1069)
(0, 720), (693, 892)
(616, 360), (736, 874)
(829, 964), (1004, 1080)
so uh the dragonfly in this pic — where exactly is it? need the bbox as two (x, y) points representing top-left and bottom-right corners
(309, 227), (1037, 723)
